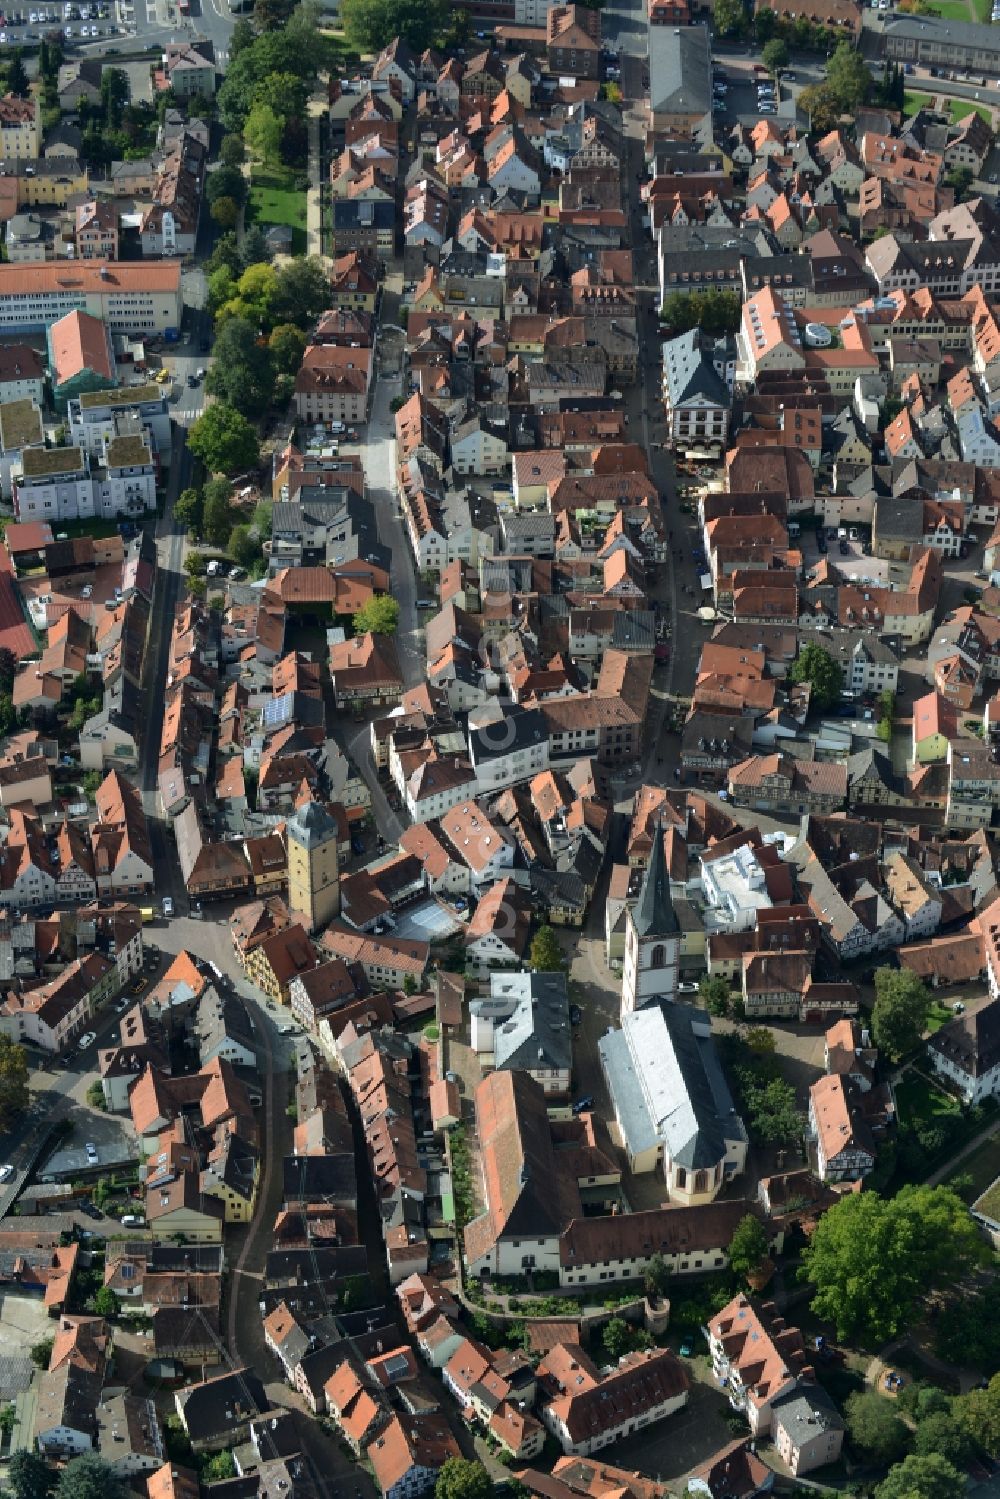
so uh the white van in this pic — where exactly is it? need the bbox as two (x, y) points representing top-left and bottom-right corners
(121, 1213), (145, 1227)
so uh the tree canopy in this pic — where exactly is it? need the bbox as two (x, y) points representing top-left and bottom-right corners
(712, 0), (747, 36)
(187, 405), (260, 476)
(434, 1459), (492, 1499)
(0, 1034), (29, 1132)
(56, 1456), (130, 1499)
(205, 318), (275, 417)
(206, 163), (248, 210)
(875, 1454), (964, 1499)
(8, 1452), (56, 1499)
(844, 1391), (911, 1465)
(802, 1186), (985, 1342)
(826, 40), (873, 111)
(761, 38), (789, 72)
(341, 0), (451, 52)
(529, 924), (567, 973)
(699, 973), (735, 1017)
(728, 1214), (770, 1281)
(957, 1372), (1000, 1457)
(660, 288), (741, 337)
(871, 966), (932, 1059)
(353, 595), (400, 635)
(788, 641), (843, 711)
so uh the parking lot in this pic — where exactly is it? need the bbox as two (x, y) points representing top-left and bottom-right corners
(0, 0), (118, 45)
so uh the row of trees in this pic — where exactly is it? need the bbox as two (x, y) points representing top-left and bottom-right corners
(660, 289), (742, 339)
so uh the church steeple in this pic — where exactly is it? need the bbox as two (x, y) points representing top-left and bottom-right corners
(621, 817), (681, 1018)
(632, 819), (679, 939)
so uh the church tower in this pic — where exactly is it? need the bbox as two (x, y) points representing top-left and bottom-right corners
(621, 819), (681, 1019)
(286, 800), (340, 932)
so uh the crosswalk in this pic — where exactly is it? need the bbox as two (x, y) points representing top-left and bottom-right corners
(175, 408), (202, 424)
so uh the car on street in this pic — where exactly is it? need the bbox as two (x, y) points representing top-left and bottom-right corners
(678, 981), (699, 994)
(278, 1024), (293, 1035)
(77, 1031), (97, 1050)
(162, 896), (174, 918)
(79, 1199), (102, 1219)
(85, 1142), (99, 1163)
(570, 1005), (583, 1025)
(572, 1095), (594, 1115)
(0, 1165), (13, 1184)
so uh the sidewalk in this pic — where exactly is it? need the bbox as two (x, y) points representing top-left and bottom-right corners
(306, 89), (327, 261)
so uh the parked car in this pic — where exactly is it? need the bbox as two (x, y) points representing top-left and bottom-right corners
(85, 1142), (98, 1163)
(0, 1165), (13, 1184)
(572, 1095), (594, 1115)
(77, 1031), (97, 1050)
(570, 1005), (583, 1025)
(678, 981), (700, 994)
(162, 896), (174, 918)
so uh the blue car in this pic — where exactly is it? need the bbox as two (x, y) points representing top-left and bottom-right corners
(351, 837), (365, 856)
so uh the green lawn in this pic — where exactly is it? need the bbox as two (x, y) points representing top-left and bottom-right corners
(895, 1073), (961, 1130)
(247, 167), (307, 256)
(903, 91), (935, 116)
(948, 1134), (1000, 1200)
(927, 0), (973, 17)
(926, 1000), (957, 1033)
(971, 0), (994, 21)
(50, 517), (123, 541)
(950, 98), (993, 124)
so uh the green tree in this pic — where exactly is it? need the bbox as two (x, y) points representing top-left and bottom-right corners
(100, 67), (130, 129)
(188, 405), (260, 476)
(529, 924), (567, 973)
(202, 479), (236, 548)
(802, 1186), (985, 1343)
(207, 231), (242, 278)
(206, 163), (249, 209)
(7, 50), (30, 97)
(434, 1459), (492, 1499)
(86, 1080), (107, 1109)
(845, 1391), (911, 1465)
(745, 1077), (801, 1144)
(0, 1401), (17, 1438)
(875, 1454), (963, 1499)
(185, 550), (207, 578)
(241, 225), (270, 268)
(728, 1214), (770, 1281)
(914, 1413), (971, 1468)
(55, 1455), (129, 1499)
(273, 257), (334, 329)
(268, 322), (307, 376)
(788, 641), (843, 710)
(353, 594), (401, 635)
(601, 1317), (634, 1361)
(754, 3), (777, 36)
(244, 102), (282, 165)
(871, 967), (932, 1059)
(229, 15), (255, 53)
(945, 165), (974, 202)
(798, 81), (842, 133)
(252, 70), (309, 123)
(712, 0), (747, 35)
(229, 525), (262, 570)
(643, 1253), (670, 1299)
(761, 37), (789, 73)
(9, 1451), (56, 1499)
(220, 134), (246, 168)
(660, 288), (742, 337)
(699, 973), (733, 1016)
(253, 499), (274, 539)
(93, 1286), (120, 1319)
(200, 1453), (236, 1483)
(217, 261), (279, 329)
(210, 196), (239, 232)
(175, 487), (203, 534)
(744, 1026), (776, 1055)
(341, 0), (450, 52)
(205, 318), (275, 417)
(0, 648), (15, 693)
(826, 40), (872, 111)
(0, 691), (15, 740)
(958, 1374), (1000, 1457)
(0, 1034), (29, 1131)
